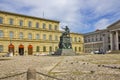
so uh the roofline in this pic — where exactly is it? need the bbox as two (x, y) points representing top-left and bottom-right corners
(70, 32), (83, 35)
(0, 10), (60, 23)
(107, 20), (120, 28)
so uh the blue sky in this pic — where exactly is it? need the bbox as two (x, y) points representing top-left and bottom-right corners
(0, 0), (120, 33)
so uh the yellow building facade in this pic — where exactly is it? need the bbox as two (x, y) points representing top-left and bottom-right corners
(0, 11), (84, 56)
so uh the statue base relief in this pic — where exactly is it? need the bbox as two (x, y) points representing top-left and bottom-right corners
(54, 49), (75, 56)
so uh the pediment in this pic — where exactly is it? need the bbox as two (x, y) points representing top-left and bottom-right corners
(107, 20), (120, 30)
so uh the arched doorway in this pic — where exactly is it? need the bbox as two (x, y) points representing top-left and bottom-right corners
(28, 44), (33, 55)
(8, 43), (14, 55)
(19, 44), (24, 55)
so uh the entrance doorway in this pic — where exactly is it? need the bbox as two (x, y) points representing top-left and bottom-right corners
(8, 43), (14, 55)
(19, 44), (24, 55)
(28, 44), (33, 55)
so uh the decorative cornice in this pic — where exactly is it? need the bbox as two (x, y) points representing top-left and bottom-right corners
(0, 10), (60, 23)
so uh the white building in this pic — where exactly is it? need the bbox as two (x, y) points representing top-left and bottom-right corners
(84, 20), (120, 54)
(107, 20), (120, 51)
(84, 29), (110, 53)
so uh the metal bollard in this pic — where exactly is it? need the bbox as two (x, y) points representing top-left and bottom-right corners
(27, 67), (36, 80)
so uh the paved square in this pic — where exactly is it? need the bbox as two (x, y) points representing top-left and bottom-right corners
(0, 54), (120, 80)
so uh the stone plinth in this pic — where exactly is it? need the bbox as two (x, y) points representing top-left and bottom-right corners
(54, 49), (75, 56)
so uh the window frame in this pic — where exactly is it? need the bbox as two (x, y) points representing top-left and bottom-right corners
(28, 21), (32, 28)
(0, 17), (3, 24)
(28, 33), (32, 40)
(9, 18), (14, 25)
(9, 31), (14, 39)
(19, 20), (23, 27)
(19, 32), (23, 39)
(0, 45), (3, 52)
(0, 30), (4, 38)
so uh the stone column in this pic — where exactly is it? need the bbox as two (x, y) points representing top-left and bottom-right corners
(110, 32), (113, 51)
(116, 31), (119, 50)
(102, 34), (105, 53)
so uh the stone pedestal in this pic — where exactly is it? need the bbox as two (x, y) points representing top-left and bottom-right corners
(53, 26), (75, 56)
(54, 49), (75, 56)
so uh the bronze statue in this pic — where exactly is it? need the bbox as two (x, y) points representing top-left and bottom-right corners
(59, 26), (72, 49)
(62, 26), (70, 37)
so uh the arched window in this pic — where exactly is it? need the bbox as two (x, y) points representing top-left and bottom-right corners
(19, 32), (23, 39)
(0, 30), (3, 38)
(9, 31), (14, 39)
(28, 33), (32, 40)
(36, 34), (40, 40)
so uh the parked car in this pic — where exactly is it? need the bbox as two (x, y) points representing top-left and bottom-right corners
(93, 51), (103, 54)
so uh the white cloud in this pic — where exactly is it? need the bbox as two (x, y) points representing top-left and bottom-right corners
(94, 19), (110, 30)
(0, 0), (120, 33)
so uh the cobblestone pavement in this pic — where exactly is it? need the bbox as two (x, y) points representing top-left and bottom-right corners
(0, 54), (120, 80)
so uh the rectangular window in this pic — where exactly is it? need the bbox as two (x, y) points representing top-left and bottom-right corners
(36, 22), (39, 28)
(55, 35), (58, 41)
(49, 46), (52, 52)
(28, 33), (32, 40)
(19, 20), (23, 26)
(43, 46), (46, 52)
(54, 25), (57, 30)
(78, 37), (81, 42)
(43, 34), (46, 40)
(0, 30), (3, 38)
(19, 32), (23, 39)
(49, 24), (52, 30)
(10, 31), (14, 39)
(36, 34), (40, 40)
(28, 21), (32, 27)
(0, 45), (3, 52)
(75, 47), (77, 52)
(43, 23), (46, 29)
(74, 37), (77, 42)
(36, 46), (40, 52)
(49, 35), (52, 41)
(79, 47), (81, 52)
(9, 18), (14, 25)
(0, 17), (3, 24)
